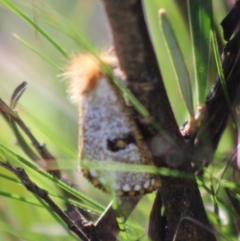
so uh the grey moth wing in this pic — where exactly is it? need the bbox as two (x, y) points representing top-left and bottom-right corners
(65, 54), (161, 196)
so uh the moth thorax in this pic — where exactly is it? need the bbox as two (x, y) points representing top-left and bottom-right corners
(66, 54), (103, 103)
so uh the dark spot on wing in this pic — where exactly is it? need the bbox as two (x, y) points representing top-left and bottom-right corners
(107, 133), (136, 152)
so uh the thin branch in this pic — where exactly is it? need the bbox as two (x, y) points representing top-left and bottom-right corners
(66, 205), (101, 241)
(0, 103), (103, 241)
(0, 160), (96, 241)
(0, 85), (85, 203)
(193, 26), (240, 167)
(0, 98), (55, 162)
(10, 81), (27, 109)
(0, 92), (60, 179)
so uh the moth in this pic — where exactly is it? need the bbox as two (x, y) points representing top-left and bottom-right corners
(65, 53), (161, 196)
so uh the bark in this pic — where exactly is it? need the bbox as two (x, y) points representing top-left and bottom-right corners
(99, 0), (218, 240)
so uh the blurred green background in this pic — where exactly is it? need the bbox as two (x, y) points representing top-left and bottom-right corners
(0, 0), (236, 240)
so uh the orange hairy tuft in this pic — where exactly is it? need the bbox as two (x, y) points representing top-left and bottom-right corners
(65, 54), (103, 102)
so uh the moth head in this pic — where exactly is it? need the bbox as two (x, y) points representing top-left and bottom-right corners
(64, 53), (118, 103)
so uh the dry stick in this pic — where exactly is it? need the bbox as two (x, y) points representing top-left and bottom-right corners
(66, 205), (101, 241)
(3, 82), (43, 162)
(0, 96), (60, 179)
(99, 1), (216, 241)
(193, 3), (240, 168)
(1, 110), (40, 162)
(10, 81), (28, 109)
(0, 88), (101, 240)
(0, 98), (54, 162)
(10, 84), (56, 162)
(2, 82), (71, 181)
(193, 30), (240, 168)
(9, 82), (59, 177)
(0, 160), (93, 241)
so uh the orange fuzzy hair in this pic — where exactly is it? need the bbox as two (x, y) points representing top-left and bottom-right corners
(64, 52), (119, 103)
(65, 54), (103, 102)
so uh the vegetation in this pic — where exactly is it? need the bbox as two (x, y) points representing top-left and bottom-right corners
(0, 0), (239, 240)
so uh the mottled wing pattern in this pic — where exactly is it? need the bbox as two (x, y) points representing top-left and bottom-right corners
(65, 54), (161, 196)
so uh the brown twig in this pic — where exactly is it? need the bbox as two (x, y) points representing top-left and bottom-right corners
(0, 98), (55, 163)
(193, 26), (240, 168)
(1, 84), (100, 239)
(0, 160), (94, 241)
(100, 1), (216, 240)
(66, 205), (101, 241)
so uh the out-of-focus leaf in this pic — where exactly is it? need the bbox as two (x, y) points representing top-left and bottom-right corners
(187, 0), (213, 105)
(0, 0), (69, 59)
(158, 9), (194, 117)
